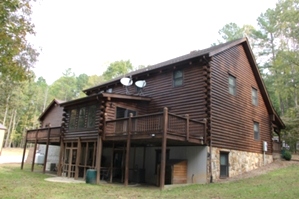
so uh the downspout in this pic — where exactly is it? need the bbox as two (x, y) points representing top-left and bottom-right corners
(203, 55), (213, 183)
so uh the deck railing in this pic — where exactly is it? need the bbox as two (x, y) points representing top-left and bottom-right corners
(105, 108), (207, 144)
(26, 127), (61, 142)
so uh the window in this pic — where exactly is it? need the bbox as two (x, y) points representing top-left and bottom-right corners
(228, 75), (236, 95)
(69, 109), (77, 129)
(173, 70), (183, 87)
(87, 105), (96, 128)
(116, 107), (136, 118)
(254, 122), (259, 140)
(252, 88), (258, 106)
(78, 107), (86, 128)
(220, 152), (229, 178)
(68, 105), (97, 130)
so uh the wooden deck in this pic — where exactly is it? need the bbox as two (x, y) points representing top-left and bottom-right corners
(104, 108), (207, 145)
(26, 127), (61, 144)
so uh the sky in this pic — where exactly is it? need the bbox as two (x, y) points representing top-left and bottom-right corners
(30, 0), (278, 85)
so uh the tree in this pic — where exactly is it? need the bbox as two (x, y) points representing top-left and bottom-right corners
(0, 0), (39, 81)
(103, 60), (133, 81)
(218, 23), (244, 43)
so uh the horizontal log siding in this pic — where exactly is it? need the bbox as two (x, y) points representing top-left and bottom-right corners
(41, 105), (64, 127)
(111, 63), (207, 121)
(210, 44), (272, 154)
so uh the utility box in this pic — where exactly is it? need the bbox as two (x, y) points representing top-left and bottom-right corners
(263, 141), (268, 152)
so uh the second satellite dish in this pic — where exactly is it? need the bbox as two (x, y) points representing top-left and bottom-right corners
(120, 77), (133, 94)
(135, 80), (146, 95)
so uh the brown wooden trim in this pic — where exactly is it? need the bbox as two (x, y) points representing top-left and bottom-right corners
(43, 128), (51, 173)
(21, 139), (27, 170)
(96, 136), (102, 184)
(124, 113), (132, 186)
(31, 130), (39, 172)
(160, 107), (168, 190)
(75, 138), (81, 179)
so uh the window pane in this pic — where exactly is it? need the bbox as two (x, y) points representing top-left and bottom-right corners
(254, 122), (259, 140)
(173, 70), (183, 87)
(87, 105), (96, 128)
(69, 109), (77, 129)
(228, 75), (236, 95)
(252, 88), (258, 105)
(78, 107), (86, 128)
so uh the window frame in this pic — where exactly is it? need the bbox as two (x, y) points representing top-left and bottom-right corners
(254, 122), (260, 140)
(228, 75), (236, 95)
(252, 87), (258, 106)
(173, 69), (183, 87)
(68, 104), (97, 130)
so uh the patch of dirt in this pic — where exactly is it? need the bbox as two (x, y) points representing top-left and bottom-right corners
(216, 155), (299, 183)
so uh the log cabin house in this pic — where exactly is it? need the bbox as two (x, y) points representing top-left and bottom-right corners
(22, 38), (284, 189)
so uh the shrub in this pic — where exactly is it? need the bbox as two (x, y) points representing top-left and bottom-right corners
(283, 150), (292, 161)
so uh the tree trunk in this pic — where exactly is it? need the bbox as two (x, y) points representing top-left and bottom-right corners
(2, 95), (10, 125)
(4, 110), (14, 148)
(8, 110), (17, 148)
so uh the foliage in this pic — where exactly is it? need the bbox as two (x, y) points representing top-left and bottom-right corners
(283, 150), (292, 161)
(0, 0), (39, 82)
(103, 60), (133, 81)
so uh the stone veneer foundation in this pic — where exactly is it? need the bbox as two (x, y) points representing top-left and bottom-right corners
(209, 147), (273, 181)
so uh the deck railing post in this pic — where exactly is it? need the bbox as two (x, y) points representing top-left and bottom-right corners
(185, 114), (189, 141)
(125, 113), (132, 186)
(160, 107), (168, 190)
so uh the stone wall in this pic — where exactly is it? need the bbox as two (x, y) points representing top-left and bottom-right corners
(210, 147), (273, 181)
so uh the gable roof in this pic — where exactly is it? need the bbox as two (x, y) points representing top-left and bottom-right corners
(38, 99), (65, 121)
(83, 37), (284, 129)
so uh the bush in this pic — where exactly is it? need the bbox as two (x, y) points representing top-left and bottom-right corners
(283, 150), (292, 161)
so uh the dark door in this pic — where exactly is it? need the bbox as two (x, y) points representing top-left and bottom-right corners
(220, 152), (229, 178)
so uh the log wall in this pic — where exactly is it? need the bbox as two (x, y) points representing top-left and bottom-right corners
(210, 44), (272, 154)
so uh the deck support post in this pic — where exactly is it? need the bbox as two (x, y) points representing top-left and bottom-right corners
(110, 142), (114, 183)
(43, 128), (51, 173)
(57, 137), (64, 176)
(31, 130), (39, 172)
(124, 113), (133, 186)
(75, 137), (81, 179)
(21, 135), (27, 170)
(160, 107), (168, 190)
(96, 136), (102, 184)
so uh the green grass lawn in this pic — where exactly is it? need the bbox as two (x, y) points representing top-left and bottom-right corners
(1, 163), (299, 199)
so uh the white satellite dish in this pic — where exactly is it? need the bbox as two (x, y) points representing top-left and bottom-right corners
(135, 80), (146, 95)
(120, 77), (133, 94)
(135, 80), (146, 88)
(120, 77), (133, 86)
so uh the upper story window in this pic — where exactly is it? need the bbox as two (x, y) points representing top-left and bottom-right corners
(254, 122), (260, 140)
(252, 88), (258, 106)
(173, 70), (183, 87)
(228, 75), (236, 95)
(68, 105), (97, 130)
